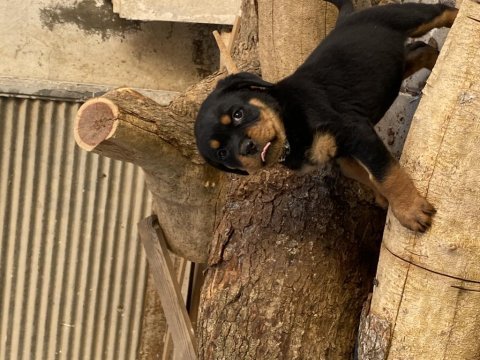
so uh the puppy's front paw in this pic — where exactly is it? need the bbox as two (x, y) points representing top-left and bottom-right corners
(391, 195), (436, 232)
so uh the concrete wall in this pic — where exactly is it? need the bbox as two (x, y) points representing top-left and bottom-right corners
(113, 0), (241, 24)
(0, 0), (222, 91)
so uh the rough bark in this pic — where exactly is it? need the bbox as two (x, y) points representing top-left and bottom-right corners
(361, 2), (480, 358)
(199, 167), (385, 359)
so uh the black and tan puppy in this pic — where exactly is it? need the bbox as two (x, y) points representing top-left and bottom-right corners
(194, 2), (458, 232)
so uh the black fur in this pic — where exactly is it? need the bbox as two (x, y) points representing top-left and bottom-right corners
(194, 1), (456, 231)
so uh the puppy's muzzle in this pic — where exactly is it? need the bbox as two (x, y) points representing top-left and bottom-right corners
(239, 138), (259, 156)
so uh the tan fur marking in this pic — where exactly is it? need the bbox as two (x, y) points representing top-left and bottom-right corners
(374, 163), (416, 206)
(220, 114), (231, 125)
(337, 157), (387, 208)
(309, 133), (337, 165)
(249, 98), (266, 109)
(236, 98), (287, 173)
(363, 161), (436, 232)
(409, 8), (458, 38)
(209, 139), (221, 149)
(238, 156), (260, 172)
(248, 98), (286, 139)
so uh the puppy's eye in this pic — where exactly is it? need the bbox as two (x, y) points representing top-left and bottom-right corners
(232, 109), (244, 124)
(217, 148), (228, 160)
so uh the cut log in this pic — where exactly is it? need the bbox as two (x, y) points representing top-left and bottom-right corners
(74, 87), (225, 263)
(362, 1), (480, 358)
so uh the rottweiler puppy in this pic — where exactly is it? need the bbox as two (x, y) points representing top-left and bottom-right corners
(194, 1), (458, 232)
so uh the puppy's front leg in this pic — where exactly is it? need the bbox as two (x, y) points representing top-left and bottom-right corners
(337, 157), (388, 209)
(344, 125), (436, 232)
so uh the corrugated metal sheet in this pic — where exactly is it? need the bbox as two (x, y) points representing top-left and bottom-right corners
(0, 96), (152, 359)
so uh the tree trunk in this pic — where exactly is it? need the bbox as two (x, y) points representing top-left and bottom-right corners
(73, 0), (261, 263)
(198, 167), (385, 359)
(197, 1), (386, 359)
(257, 0), (338, 81)
(360, 1), (480, 358)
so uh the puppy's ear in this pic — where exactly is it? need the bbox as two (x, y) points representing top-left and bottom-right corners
(216, 72), (273, 93)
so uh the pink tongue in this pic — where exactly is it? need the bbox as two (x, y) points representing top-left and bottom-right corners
(261, 142), (272, 163)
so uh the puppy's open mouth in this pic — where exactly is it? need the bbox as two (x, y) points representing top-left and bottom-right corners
(261, 141), (272, 163)
(259, 136), (289, 166)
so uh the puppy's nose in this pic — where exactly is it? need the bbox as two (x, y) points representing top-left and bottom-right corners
(239, 138), (258, 156)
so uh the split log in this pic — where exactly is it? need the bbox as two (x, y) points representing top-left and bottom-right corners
(361, 1), (480, 358)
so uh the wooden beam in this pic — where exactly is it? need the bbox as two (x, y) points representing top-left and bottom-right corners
(138, 216), (198, 360)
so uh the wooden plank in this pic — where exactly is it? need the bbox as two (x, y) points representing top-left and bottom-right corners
(138, 216), (198, 360)
(0, 76), (178, 104)
(114, 0), (241, 24)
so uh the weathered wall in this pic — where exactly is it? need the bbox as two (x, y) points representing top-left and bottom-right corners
(112, 0), (241, 24)
(0, 0), (221, 91)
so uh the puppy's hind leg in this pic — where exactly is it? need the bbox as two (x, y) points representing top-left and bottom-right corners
(404, 41), (439, 79)
(363, 3), (458, 38)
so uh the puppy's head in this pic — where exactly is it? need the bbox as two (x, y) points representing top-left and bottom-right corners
(195, 72), (287, 175)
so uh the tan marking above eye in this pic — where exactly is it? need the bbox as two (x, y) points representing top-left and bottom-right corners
(220, 115), (232, 125)
(210, 139), (221, 149)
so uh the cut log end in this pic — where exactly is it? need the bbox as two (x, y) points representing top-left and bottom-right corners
(74, 98), (119, 151)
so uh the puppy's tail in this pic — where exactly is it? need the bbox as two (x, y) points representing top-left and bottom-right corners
(323, 0), (352, 11)
(323, 0), (354, 24)
(339, 3), (457, 38)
